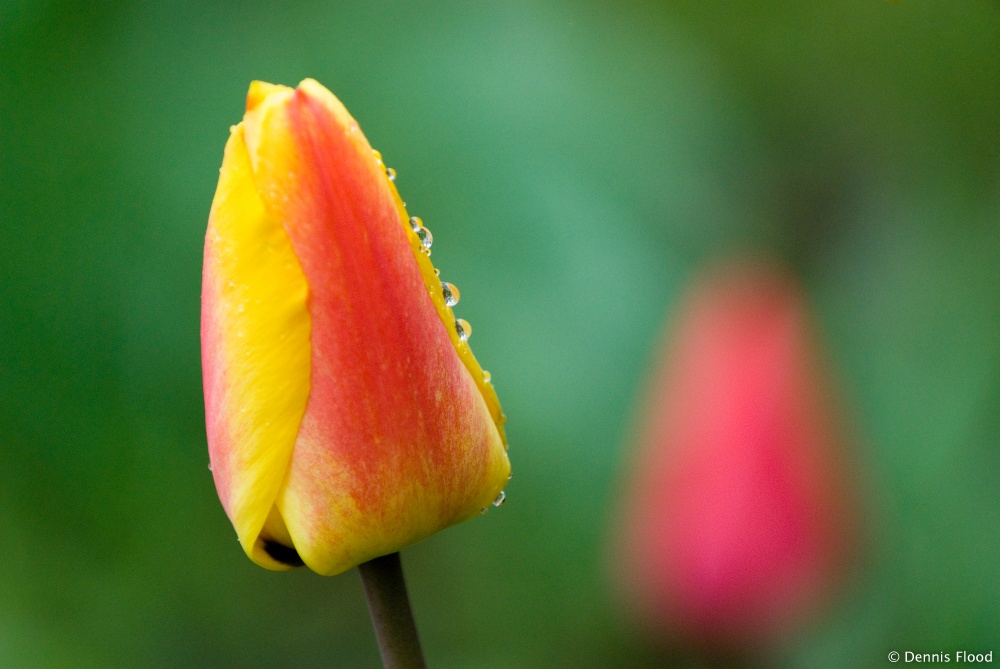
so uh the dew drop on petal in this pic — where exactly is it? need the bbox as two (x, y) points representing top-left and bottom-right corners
(434, 268), (441, 277)
(482, 370), (492, 384)
(493, 490), (506, 507)
(372, 149), (382, 163)
(416, 226), (433, 250)
(479, 507), (488, 516)
(409, 216), (422, 231)
(207, 462), (213, 472)
(455, 318), (471, 341)
(385, 167), (397, 181)
(442, 282), (460, 307)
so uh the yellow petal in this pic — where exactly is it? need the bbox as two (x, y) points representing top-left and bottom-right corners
(202, 123), (311, 570)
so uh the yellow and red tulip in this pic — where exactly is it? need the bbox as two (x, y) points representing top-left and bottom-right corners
(202, 79), (509, 576)
(618, 261), (855, 647)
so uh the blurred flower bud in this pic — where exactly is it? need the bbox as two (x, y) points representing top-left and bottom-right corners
(617, 260), (855, 649)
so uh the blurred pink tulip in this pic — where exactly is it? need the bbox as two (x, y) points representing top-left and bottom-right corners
(618, 260), (855, 649)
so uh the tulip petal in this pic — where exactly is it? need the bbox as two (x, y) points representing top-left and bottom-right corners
(202, 123), (311, 570)
(240, 80), (509, 575)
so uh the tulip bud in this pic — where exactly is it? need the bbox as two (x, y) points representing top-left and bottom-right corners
(202, 80), (510, 576)
(617, 260), (855, 648)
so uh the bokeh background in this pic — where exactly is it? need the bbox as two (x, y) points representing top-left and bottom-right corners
(3, 1), (1000, 666)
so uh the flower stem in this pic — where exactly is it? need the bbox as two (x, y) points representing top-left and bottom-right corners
(358, 552), (427, 669)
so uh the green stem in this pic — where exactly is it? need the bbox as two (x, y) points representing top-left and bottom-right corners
(358, 552), (427, 669)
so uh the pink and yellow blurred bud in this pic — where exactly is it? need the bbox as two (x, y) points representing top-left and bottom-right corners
(617, 260), (855, 648)
(202, 79), (509, 575)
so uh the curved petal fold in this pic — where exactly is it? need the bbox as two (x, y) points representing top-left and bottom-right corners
(202, 124), (311, 569)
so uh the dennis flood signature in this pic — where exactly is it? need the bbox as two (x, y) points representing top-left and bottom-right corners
(889, 651), (993, 663)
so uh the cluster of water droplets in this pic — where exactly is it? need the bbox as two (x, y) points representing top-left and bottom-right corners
(375, 148), (484, 350)
(374, 149), (507, 513)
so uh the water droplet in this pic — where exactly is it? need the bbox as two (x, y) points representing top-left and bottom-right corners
(455, 318), (472, 341)
(409, 216), (422, 231)
(385, 167), (397, 181)
(416, 226), (433, 251)
(479, 507), (488, 516)
(207, 462), (213, 472)
(442, 282), (460, 307)
(229, 125), (237, 134)
(493, 490), (506, 507)
(372, 149), (383, 162)
(434, 268), (441, 277)
(482, 370), (492, 384)
(507, 472), (512, 481)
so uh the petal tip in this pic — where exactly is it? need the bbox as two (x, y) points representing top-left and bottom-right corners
(247, 80), (290, 112)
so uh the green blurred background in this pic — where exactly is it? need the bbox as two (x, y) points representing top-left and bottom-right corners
(3, 1), (1000, 666)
